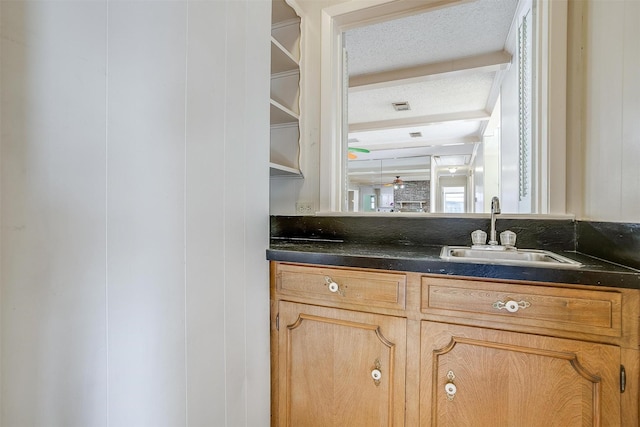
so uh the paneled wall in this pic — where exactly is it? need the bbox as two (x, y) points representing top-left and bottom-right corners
(0, 1), (270, 425)
(578, 0), (640, 221)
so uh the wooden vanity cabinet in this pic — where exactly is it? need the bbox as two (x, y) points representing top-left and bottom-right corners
(276, 302), (406, 426)
(419, 275), (638, 426)
(271, 263), (408, 427)
(421, 322), (621, 426)
(270, 262), (640, 427)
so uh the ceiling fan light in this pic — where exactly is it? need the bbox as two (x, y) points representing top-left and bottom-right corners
(392, 175), (405, 189)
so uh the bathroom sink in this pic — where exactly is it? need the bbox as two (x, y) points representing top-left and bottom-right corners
(440, 246), (582, 269)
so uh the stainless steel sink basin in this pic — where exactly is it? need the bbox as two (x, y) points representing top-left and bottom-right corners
(440, 246), (582, 269)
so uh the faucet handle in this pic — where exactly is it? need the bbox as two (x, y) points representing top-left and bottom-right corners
(500, 230), (516, 248)
(471, 230), (487, 246)
(471, 230), (487, 245)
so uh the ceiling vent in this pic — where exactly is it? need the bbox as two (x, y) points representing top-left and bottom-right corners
(409, 132), (422, 138)
(392, 101), (410, 111)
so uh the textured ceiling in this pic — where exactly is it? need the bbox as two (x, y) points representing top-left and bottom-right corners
(347, 72), (495, 124)
(345, 0), (519, 76)
(344, 0), (520, 184)
(349, 121), (482, 148)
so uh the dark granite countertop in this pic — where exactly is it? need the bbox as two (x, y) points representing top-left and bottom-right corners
(267, 239), (640, 290)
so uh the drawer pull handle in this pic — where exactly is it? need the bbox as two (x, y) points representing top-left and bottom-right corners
(445, 370), (457, 400)
(371, 359), (382, 386)
(493, 300), (530, 313)
(324, 276), (342, 294)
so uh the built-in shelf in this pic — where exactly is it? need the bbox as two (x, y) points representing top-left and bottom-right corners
(272, 0), (298, 26)
(270, 162), (304, 177)
(270, 0), (301, 178)
(271, 38), (298, 74)
(270, 99), (298, 125)
(270, 122), (300, 176)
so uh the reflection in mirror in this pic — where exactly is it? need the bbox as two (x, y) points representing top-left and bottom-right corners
(342, 0), (534, 214)
(347, 156), (431, 212)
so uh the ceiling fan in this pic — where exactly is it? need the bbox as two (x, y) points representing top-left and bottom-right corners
(384, 176), (405, 189)
(348, 147), (370, 159)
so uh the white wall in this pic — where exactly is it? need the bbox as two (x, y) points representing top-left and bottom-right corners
(0, 1), (271, 425)
(576, 0), (640, 222)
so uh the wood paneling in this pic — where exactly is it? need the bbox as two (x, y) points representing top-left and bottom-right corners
(0, 2), (109, 425)
(583, 0), (640, 221)
(0, 1), (271, 425)
(107, 3), (188, 424)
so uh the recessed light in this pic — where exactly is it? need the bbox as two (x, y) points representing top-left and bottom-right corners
(392, 101), (410, 111)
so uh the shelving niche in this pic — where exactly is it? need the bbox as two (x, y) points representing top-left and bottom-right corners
(270, 0), (302, 177)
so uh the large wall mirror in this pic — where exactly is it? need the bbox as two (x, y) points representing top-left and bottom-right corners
(319, 0), (567, 214)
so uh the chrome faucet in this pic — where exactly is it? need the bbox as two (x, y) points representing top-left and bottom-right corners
(488, 196), (501, 245)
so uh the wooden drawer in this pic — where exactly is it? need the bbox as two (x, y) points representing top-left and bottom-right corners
(275, 263), (406, 310)
(421, 276), (622, 338)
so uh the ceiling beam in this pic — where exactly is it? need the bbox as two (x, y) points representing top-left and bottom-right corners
(348, 109), (490, 133)
(349, 136), (479, 151)
(349, 50), (512, 92)
(329, 0), (469, 30)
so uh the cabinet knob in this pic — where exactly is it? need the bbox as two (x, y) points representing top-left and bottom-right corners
(445, 370), (457, 400)
(371, 358), (382, 386)
(444, 382), (457, 397)
(324, 276), (342, 294)
(492, 299), (531, 313)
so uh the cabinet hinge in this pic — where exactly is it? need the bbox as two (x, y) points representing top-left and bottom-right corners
(620, 365), (626, 393)
(276, 313), (280, 331)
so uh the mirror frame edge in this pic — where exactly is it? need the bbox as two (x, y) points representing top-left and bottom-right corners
(537, 0), (568, 215)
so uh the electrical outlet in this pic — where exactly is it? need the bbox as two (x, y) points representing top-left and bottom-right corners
(295, 202), (314, 214)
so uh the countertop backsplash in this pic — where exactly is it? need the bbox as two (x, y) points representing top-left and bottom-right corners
(577, 221), (640, 270)
(271, 215), (577, 251)
(271, 215), (639, 272)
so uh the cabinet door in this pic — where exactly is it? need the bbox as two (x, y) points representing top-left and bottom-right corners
(278, 301), (406, 427)
(420, 322), (621, 427)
